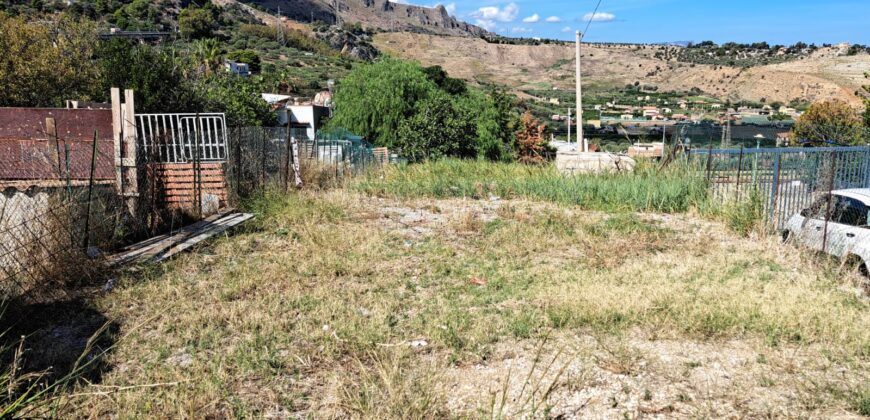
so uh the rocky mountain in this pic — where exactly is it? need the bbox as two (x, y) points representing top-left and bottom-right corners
(374, 32), (870, 107)
(239, 0), (489, 37)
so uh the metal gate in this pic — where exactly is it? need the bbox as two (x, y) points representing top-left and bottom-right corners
(135, 113), (229, 214)
(136, 113), (227, 163)
(691, 146), (870, 229)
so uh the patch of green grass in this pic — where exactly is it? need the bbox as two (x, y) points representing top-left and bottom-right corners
(356, 159), (709, 214)
(852, 389), (870, 416)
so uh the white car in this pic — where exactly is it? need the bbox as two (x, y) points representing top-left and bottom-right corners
(783, 189), (870, 275)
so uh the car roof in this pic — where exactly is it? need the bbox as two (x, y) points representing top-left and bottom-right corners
(833, 189), (870, 203)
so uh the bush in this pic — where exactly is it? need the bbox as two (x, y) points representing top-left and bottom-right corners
(179, 6), (217, 39)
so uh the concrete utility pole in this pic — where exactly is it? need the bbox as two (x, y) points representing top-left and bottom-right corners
(576, 31), (586, 151)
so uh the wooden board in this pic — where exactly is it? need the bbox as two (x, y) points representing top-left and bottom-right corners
(107, 211), (253, 266)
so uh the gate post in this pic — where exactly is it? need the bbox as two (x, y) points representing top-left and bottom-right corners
(121, 89), (140, 220)
(111, 88), (123, 193)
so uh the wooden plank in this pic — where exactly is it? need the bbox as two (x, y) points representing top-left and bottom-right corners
(153, 213), (254, 263)
(107, 210), (233, 265)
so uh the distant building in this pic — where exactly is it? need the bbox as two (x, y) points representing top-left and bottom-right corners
(225, 61), (250, 77)
(261, 93), (330, 139)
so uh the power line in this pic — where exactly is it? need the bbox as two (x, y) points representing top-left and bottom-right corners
(580, 0), (604, 41)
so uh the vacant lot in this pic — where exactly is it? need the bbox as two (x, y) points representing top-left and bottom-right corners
(55, 167), (870, 417)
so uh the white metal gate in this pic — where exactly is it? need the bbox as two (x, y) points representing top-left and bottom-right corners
(136, 113), (227, 163)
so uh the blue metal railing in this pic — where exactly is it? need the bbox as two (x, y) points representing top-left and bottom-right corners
(690, 146), (870, 229)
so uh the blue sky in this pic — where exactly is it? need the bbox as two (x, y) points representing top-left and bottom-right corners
(398, 0), (870, 45)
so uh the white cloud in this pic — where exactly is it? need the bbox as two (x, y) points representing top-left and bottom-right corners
(471, 3), (519, 30)
(472, 3), (519, 22)
(561, 26), (573, 33)
(582, 12), (615, 22)
(545, 16), (561, 23)
(522, 13), (539, 23)
(443, 3), (456, 15)
(512, 26), (533, 33)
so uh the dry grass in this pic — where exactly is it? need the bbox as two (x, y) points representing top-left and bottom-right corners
(55, 189), (870, 417)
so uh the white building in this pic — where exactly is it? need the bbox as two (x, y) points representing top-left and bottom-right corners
(225, 61), (250, 77)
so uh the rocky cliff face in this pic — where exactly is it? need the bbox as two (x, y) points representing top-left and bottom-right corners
(242, 0), (488, 37)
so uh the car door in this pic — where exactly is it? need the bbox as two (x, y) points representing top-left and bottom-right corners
(799, 194), (832, 252)
(825, 195), (870, 258)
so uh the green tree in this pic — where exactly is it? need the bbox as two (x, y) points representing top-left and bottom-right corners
(422, 65), (466, 96)
(0, 13), (99, 107)
(394, 94), (476, 162)
(112, 0), (160, 30)
(178, 5), (216, 39)
(225, 49), (261, 73)
(95, 39), (201, 113)
(330, 58), (438, 146)
(198, 74), (275, 127)
(793, 100), (865, 145)
(454, 88), (516, 161)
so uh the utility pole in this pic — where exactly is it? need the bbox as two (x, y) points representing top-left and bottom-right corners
(576, 31), (586, 152)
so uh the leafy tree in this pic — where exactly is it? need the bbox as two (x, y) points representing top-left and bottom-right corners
(0, 13), (99, 107)
(394, 94), (476, 162)
(422, 65), (466, 96)
(95, 39), (201, 113)
(179, 5), (217, 39)
(455, 88), (516, 161)
(198, 75), (276, 127)
(793, 100), (865, 145)
(330, 58), (439, 146)
(112, 0), (160, 30)
(225, 49), (260, 73)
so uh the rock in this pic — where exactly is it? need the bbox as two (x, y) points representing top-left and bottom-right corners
(166, 352), (193, 368)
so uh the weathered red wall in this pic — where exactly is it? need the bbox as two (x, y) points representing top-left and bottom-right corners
(0, 108), (115, 183)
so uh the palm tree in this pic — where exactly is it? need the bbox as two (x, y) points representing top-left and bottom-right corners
(191, 38), (224, 76)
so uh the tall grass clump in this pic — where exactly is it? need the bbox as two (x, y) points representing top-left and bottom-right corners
(357, 159), (709, 213)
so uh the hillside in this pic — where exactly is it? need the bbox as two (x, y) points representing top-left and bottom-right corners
(374, 32), (870, 107)
(238, 0), (488, 37)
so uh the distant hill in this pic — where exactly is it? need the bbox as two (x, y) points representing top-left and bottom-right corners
(238, 0), (489, 37)
(373, 32), (870, 107)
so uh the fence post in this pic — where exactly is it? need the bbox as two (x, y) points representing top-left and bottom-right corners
(110, 88), (123, 193)
(193, 113), (202, 218)
(704, 144), (713, 182)
(235, 128), (242, 200)
(83, 130), (99, 251)
(822, 152), (837, 253)
(864, 145), (870, 188)
(260, 130), (267, 187)
(769, 152), (782, 227)
(121, 89), (139, 221)
(735, 145), (744, 202)
(283, 127), (292, 191)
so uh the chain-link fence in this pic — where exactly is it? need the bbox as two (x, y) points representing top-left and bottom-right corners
(0, 131), (126, 304)
(690, 145), (870, 230)
(224, 127), (390, 203)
